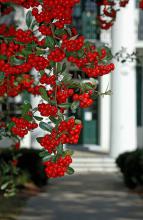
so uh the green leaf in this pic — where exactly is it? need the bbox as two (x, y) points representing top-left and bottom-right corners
(33, 116), (43, 121)
(65, 149), (74, 156)
(26, 42), (37, 49)
(14, 41), (25, 45)
(55, 63), (67, 74)
(31, 20), (38, 30)
(62, 63), (67, 72)
(77, 49), (84, 58)
(56, 63), (62, 73)
(58, 103), (71, 108)
(84, 83), (94, 90)
(39, 70), (45, 76)
(36, 137), (42, 143)
(21, 49), (32, 56)
(36, 49), (45, 56)
(23, 115), (32, 121)
(26, 10), (33, 28)
(45, 36), (55, 48)
(0, 72), (5, 80)
(39, 150), (51, 157)
(67, 167), (74, 175)
(49, 116), (60, 124)
(104, 46), (113, 60)
(22, 102), (32, 116)
(71, 101), (80, 113)
(51, 155), (58, 163)
(42, 155), (52, 162)
(39, 87), (49, 101)
(1, 182), (9, 190)
(55, 29), (65, 35)
(57, 144), (63, 155)
(8, 122), (15, 131)
(22, 90), (30, 102)
(65, 27), (72, 36)
(0, 55), (7, 60)
(10, 57), (25, 65)
(62, 72), (72, 82)
(39, 122), (52, 132)
(50, 60), (56, 67)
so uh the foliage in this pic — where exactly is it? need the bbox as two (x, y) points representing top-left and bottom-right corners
(0, 148), (48, 196)
(0, 0), (114, 187)
(116, 149), (143, 189)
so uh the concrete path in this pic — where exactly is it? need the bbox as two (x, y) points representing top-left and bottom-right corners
(18, 173), (143, 220)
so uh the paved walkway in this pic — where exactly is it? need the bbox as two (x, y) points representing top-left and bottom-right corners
(18, 173), (143, 220)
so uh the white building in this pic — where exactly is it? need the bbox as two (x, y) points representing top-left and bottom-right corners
(0, 0), (142, 159)
(70, 0), (142, 158)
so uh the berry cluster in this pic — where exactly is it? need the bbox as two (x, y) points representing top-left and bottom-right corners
(40, 74), (56, 85)
(0, 74), (34, 97)
(0, 41), (23, 58)
(31, 0), (80, 27)
(62, 35), (84, 52)
(82, 63), (115, 78)
(58, 118), (82, 144)
(56, 87), (74, 104)
(0, 24), (15, 36)
(28, 54), (49, 71)
(48, 48), (65, 63)
(0, 0), (40, 8)
(40, 118), (82, 153)
(11, 117), (38, 138)
(40, 129), (60, 154)
(38, 103), (58, 117)
(38, 25), (52, 36)
(68, 46), (115, 78)
(44, 155), (72, 178)
(73, 93), (93, 108)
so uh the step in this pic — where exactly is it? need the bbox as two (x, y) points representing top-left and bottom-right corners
(71, 157), (118, 172)
(73, 168), (118, 173)
(72, 166), (118, 172)
(72, 158), (115, 162)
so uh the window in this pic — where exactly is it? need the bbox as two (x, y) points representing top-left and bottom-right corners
(73, 0), (98, 40)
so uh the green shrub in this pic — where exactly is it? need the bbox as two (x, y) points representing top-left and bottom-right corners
(116, 149), (143, 189)
(0, 148), (48, 191)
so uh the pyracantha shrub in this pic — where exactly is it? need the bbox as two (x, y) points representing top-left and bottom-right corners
(0, 0), (115, 192)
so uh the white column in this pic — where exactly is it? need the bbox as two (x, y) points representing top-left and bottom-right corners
(110, 0), (137, 157)
(100, 30), (112, 152)
(100, 74), (111, 152)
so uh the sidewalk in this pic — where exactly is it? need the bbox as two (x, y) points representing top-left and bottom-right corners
(18, 173), (143, 220)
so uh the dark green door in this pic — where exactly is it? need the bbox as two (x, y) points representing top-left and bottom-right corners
(81, 101), (98, 145)
(83, 119), (97, 145)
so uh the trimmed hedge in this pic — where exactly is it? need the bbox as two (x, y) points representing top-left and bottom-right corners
(116, 149), (143, 189)
(0, 148), (48, 187)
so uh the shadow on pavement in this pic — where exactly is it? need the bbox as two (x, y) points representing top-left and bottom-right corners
(18, 173), (143, 220)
